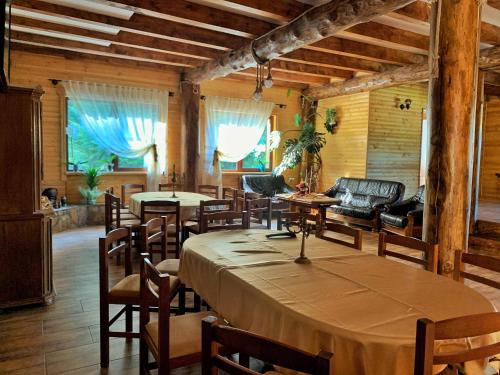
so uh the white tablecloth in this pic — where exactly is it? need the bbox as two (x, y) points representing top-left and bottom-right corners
(179, 229), (497, 375)
(129, 191), (215, 221)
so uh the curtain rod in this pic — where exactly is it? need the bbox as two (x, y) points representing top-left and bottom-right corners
(48, 79), (175, 97)
(199, 95), (287, 109)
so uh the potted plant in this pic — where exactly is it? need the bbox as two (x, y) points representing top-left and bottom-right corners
(78, 166), (103, 205)
(271, 90), (338, 191)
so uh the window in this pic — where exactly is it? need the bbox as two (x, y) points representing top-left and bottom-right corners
(66, 99), (145, 172)
(220, 116), (275, 172)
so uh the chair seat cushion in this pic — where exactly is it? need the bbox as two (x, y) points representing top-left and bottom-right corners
(330, 205), (375, 220)
(109, 273), (180, 301)
(156, 259), (180, 275)
(145, 311), (212, 360)
(380, 212), (408, 228)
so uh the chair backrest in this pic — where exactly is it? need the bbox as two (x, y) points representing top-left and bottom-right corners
(198, 199), (234, 219)
(320, 222), (363, 250)
(202, 316), (332, 375)
(104, 192), (121, 234)
(121, 183), (145, 208)
(200, 211), (249, 233)
(141, 215), (180, 259)
(140, 257), (172, 372)
(222, 187), (238, 209)
(198, 184), (219, 199)
(378, 232), (438, 272)
(99, 227), (132, 299)
(105, 186), (114, 194)
(245, 197), (272, 229)
(140, 200), (180, 224)
(414, 313), (500, 375)
(159, 183), (184, 192)
(453, 250), (500, 289)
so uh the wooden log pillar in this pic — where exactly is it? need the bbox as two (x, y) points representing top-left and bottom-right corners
(423, 0), (483, 276)
(469, 71), (485, 234)
(180, 79), (200, 192)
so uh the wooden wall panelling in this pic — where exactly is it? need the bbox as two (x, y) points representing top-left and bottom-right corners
(316, 92), (370, 192)
(480, 96), (500, 202)
(366, 84), (428, 196)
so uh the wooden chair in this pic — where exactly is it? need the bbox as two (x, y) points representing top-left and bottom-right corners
(245, 197), (272, 229)
(201, 315), (333, 375)
(183, 199), (235, 240)
(140, 257), (210, 374)
(104, 192), (140, 234)
(319, 222), (363, 250)
(121, 183), (145, 208)
(414, 313), (500, 375)
(222, 187), (238, 209)
(378, 232), (438, 272)
(159, 182), (184, 192)
(198, 184), (219, 198)
(453, 250), (500, 289)
(200, 210), (249, 233)
(99, 228), (181, 368)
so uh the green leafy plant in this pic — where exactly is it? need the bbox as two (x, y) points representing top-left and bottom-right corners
(79, 166), (103, 204)
(272, 91), (337, 179)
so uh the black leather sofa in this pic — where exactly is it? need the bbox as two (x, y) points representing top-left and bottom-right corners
(241, 174), (293, 211)
(380, 185), (424, 237)
(324, 177), (405, 231)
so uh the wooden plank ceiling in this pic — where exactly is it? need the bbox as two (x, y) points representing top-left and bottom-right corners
(9, 0), (500, 90)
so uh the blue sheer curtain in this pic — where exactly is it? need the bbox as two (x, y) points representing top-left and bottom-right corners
(62, 81), (168, 190)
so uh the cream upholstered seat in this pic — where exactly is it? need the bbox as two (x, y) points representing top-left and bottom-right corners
(144, 311), (211, 359)
(156, 259), (180, 275)
(109, 273), (180, 300)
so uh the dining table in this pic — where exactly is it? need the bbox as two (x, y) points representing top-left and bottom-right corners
(178, 229), (498, 375)
(128, 191), (215, 221)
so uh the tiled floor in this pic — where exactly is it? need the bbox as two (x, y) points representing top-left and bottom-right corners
(0, 225), (498, 374)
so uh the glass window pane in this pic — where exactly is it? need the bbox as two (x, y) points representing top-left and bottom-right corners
(241, 120), (270, 171)
(118, 156), (145, 169)
(220, 161), (238, 170)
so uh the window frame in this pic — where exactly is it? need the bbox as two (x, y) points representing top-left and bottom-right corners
(221, 115), (276, 173)
(65, 97), (147, 173)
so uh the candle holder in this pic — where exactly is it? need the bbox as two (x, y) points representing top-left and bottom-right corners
(171, 165), (177, 198)
(285, 210), (313, 264)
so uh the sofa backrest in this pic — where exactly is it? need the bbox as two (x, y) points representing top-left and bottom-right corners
(325, 178), (405, 208)
(412, 185), (425, 204)
(241, 174), (293, 197)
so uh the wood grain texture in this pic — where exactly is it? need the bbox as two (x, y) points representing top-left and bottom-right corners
(480, 97), (500, 202)
(423, 0), (482, 276)
(316, 92), (370, 191)
(366, 84), (427, 197)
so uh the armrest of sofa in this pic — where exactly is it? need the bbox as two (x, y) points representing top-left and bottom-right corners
(383, 199), (415, 215)
(407, 208), (423, 219)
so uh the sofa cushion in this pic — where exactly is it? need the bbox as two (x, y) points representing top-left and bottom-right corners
(380, 212), (408, 228)
(241, 175), (293, 197)
(325, 178), (405, 208)
(330, 205), (375, 220)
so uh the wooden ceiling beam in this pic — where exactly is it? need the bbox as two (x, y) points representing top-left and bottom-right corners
(338, 21), (428, 54)
(11, 31), (203, 67)
(184, 0), (416, 83)
(271, 60), (354, 79)
(225, 73), (308, 90)
(488, 0), (500, 10)
(306, 36), (426, 65)
(10, 16), (220, 60)
(103, 0), (274, 37)
(485, 83), (500, 96)
(304, 45), (500, 99)
(238, 68), (331, 86)
(11, 42), (184, 73)
(282, 49), (394, 73)
(485, 71), (500, 86)
(13, 0), (244, 50)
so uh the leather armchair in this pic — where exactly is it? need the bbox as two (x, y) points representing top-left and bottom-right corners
(241, 175), (293, 211)
(380, 185), (424, 237)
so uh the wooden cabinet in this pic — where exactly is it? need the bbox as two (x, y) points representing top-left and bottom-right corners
(0, 86), (54, 308)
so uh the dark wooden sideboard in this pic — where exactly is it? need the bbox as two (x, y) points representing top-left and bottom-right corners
(0, 86), (54, 308)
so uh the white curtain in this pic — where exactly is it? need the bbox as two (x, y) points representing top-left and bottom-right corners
(201, 96), (274, 186)
(62, 81), (168, 191)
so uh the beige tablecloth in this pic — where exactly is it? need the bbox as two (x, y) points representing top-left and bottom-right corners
(179, 229), (498, 375)
(129, 191), (215, 221)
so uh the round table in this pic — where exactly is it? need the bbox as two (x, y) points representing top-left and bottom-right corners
(129, 191), (215, 221)
(179, 229), (497, 375)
